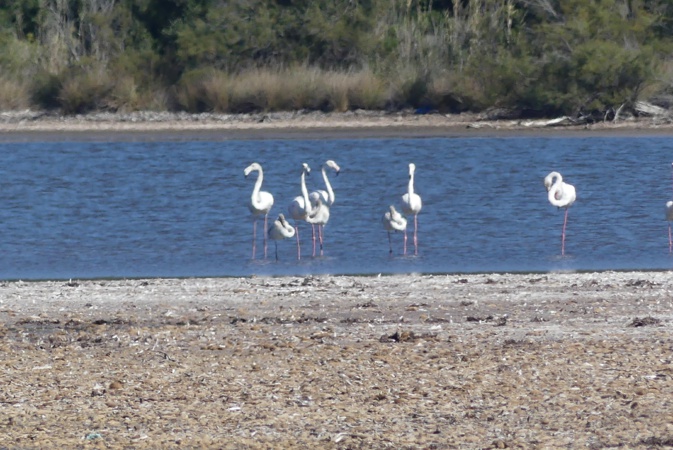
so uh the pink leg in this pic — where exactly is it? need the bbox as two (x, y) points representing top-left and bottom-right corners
(414, 215), (419, 255)
(561, 208), (569, 256)
(263, 214), (269, 259)
(252, 219), (257, 259)
(319, 225), (324, 256)
(403, 229), (408, 256)
(669, 223), (672, 254)
(387, 232), (393, 254)
(295, 224), (301, 260)
(311, 224), (316, 257)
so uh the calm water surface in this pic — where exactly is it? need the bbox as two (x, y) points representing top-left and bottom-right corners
(1, 136), (672, 280)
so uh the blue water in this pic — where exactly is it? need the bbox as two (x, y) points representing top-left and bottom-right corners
(1, 136), (672, 280)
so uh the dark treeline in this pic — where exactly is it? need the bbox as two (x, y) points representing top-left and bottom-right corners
(1, 0), (672, 118)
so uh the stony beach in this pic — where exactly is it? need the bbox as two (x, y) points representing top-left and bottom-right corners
(1, 271), (673, 449)
(1, 111), (673, 448)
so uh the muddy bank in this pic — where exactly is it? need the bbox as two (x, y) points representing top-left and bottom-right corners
(1, 271), (672, 448)
(1, 110), (673, 142)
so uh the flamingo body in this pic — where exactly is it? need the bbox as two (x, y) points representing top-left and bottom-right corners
(306, 196), (330, 256)
(544, 171), (575, 256)
(244, 162), (274, 259)
(382, 205), (407, 255)
(268, 214), (296, 260)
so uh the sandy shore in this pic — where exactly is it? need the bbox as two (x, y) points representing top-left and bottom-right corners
(2, 110), (673, 141)
(1, 271), (672, 448)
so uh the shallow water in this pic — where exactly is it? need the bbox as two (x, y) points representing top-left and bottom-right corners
(1, 136), (672, 280)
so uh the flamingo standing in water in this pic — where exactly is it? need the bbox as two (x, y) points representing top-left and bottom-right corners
(268, 213), (296, 260)
(306, 195), (330, 256)
(666, 163), (673, 252)
(382, 205), (407, 255)
(544, 171), (576, 256)
(306, 160), (340, 257)
(244, 162), (274, 259)
(400, 163), (422, 255)
(288, 163), (311, 259)
(296, 163), (330, 256)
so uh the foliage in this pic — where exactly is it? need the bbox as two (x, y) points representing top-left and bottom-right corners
(0, 0), (670, 116)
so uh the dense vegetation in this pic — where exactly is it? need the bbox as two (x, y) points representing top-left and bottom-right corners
(1, 0), (672, 118)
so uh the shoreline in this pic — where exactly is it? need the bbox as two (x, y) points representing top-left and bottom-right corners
(2, 109), (673, 141)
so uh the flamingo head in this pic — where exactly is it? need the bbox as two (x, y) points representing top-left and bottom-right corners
(408, 163), (416, 177)
(301, 163), (311, 176)
(544, 171), (561, 192)
(326, 160), (340, 176)
(244, 162), (261, 178)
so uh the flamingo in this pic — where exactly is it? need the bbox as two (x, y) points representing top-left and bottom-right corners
(400, 163), (422, 255)
(288, 163), (311, 259)
(666, 163), (673, 253)
(297, 163), (330, 256)
(382, 205), (407, 255)
(303, 160), (340, 257)
(244, 162), (274, 259)
(544, 171), (576, 256)
(268, 214), (296, 260)
(306, 195), (330, 256)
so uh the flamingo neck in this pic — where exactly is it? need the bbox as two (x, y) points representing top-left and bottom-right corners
(301, 169), (312, 215)
(408, 171), (415, 196)
(548, 182), (566, 207)
(322, 165), (335, 205)
(251, 169), (264, 207)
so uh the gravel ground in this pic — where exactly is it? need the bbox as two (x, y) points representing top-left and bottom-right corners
(1, 271), (673, 448)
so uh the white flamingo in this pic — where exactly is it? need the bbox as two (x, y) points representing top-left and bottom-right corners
(311, 160), (341, 206)
(288, 163), (312, 259)
(544, 171), (576, 256)
(666, 163), (673, 253)
(297, 164), (330, 256)
(400, 163), (422, 255)
(268, 213), (296, 260)
(306, 196), (330, 256)
(382, 205), (407, 255)
(244, 162), (274, 259)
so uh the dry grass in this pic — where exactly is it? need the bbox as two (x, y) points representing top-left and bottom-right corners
(59, 70), (112, 114)
(0, 78), (31, 110)
(175, 66), (388, 113)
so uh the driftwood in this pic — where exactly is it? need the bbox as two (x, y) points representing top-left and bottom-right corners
(519, 116), (580, 127)
(634, 101), (668, 117)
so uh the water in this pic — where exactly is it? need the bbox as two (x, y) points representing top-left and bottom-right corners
(1, 136), (672, 280)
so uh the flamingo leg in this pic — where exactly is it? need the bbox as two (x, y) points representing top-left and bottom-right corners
(311, 224), (317, 257)
(263, 214), (269, 259)
(319, 225), (324, 256)
(403, 228), (408, 256)
(295, 224), (301, 260)
(561, 208), (569, 256)
(275, 241), (279, 261)
(414, 215), (419, 255)
(252, 219), (257, 259)
(669, 223), (672, 254)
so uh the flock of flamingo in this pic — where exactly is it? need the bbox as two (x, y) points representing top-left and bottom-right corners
(244, 160), (422, 260)
(245, 157), (673, 262)
(245, 160), (673, 261)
